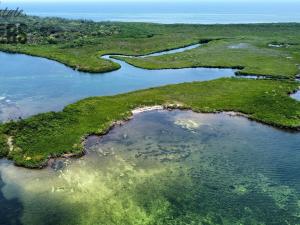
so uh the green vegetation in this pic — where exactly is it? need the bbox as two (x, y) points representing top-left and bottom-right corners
(1, 14), (300, 225)
(1, 15), (300, 76)
(0, 44), (121, 73)
(0, 130), (8, 157)
(0, 16), (202, 72)
(1, 78), (299, 168)
(1, 16), (300, 167)
(115, 38), (300, 78)
(1, 16), (300, 224)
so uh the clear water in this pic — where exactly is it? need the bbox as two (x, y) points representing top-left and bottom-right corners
(291, 91), (300, 101)
(0, 45), (235, 122)
(2, 2), (300, 24)
(1, 110), (300, 225)
(141, 44), (201, 57)
(1, 2), (300, 224)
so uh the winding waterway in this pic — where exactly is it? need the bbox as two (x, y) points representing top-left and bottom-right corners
(1, 44), (300, 224)
(1, 110), (300, 224)
(0, 44), (235, 122)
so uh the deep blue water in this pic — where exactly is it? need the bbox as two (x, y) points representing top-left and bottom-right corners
(2, 1), (300, 24)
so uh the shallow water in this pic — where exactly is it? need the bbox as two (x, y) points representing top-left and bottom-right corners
(1, 110), (300, 225)
(0, 44), (235, 122)
(291, 91), (300, 101)
(140, 43), (202, 57)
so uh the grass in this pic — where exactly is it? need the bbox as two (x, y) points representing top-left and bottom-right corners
(1, 78), (299, 168)
(0, 34), (201, 73)
(1, 18), (300, 167)
(114, 38), (300, 78)
(1, 19), (300, 76)
(1, 15), (300, 224)
(0, 44), (121, 73)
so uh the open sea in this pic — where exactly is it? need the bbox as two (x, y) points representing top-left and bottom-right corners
(1, 1), (300, 24)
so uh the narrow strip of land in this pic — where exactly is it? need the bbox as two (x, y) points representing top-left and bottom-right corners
(0, 18), (299, 78)
(1, 78), (299, 168)
(1, 17), (300, 168)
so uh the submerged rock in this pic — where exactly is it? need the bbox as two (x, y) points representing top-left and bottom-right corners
(50, 160), (66, 171)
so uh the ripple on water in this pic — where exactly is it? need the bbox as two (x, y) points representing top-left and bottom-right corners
(0, 44), (236, 122)
(1, 110), (300, 225)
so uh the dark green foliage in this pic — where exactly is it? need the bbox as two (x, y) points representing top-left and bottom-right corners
(0, 15), (120, 44)
(0, 130), (8, 158)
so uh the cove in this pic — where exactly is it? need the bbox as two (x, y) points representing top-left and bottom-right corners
(1, 110), (300, 224)
(0, 44), (235, 122)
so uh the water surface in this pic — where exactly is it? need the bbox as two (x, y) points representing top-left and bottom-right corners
(291, 90), (300, 101)
(0, 45), (235, 122)
(140, 43), (201, 57)
(3, 2), (300, 24)
(1, 110), (300, 224)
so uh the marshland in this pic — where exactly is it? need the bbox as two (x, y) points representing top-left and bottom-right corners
(1, 4), (300, 224)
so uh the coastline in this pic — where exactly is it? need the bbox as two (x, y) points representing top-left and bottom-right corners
(2, 74), (300, 169)
(5, 102), (300, 170)
(0, 21), (300, 169)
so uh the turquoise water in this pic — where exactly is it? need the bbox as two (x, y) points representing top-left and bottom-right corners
(0, 45), (235, 122)
(1, 110), (300, 224)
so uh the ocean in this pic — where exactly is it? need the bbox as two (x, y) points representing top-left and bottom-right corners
(1, 1), (300, 24)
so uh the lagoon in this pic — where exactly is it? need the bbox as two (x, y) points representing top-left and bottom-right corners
(0, 45), (235, 122)
(0, 3), (300, 224)
(1, 110), (300, 224)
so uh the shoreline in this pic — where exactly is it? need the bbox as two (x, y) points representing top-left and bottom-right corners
(0, 49), (121, 74)
(1, 49), (291, 80)
(2, 40), (297, 80)
(6, 104), (300, 170)
(112, 55), (297, 80)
